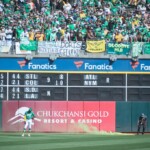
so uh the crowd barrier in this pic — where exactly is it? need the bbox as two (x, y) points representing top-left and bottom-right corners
(0, 40), (150, 57)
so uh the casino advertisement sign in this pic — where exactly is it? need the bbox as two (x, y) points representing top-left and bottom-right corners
(2, 101), (115, 133)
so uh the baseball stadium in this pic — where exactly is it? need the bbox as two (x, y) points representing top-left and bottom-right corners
(0, 0), (150, 150)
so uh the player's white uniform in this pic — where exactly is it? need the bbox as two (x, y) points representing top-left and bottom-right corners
(24, 119), (32, 129)
(22, 108), (35, 137)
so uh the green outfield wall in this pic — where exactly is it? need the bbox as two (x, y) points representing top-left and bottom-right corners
(116, 102), (150, 132)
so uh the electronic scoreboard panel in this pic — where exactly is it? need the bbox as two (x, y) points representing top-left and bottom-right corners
(0, 72), (150, 101)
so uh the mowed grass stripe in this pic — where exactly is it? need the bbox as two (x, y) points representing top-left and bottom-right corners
(0, 136), (112, 146)
(0, 133), (136, 139)
(0, 133), (135, 142)
(42, 142), (150, 150)
(0, 134), (149, 150)
(0, 133), (139, 144)
(1, 139), (149, 150)
(133, 148), (150, 150)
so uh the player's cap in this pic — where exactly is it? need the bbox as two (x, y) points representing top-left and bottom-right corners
(29, 108), (32, 111)
(141, 113), (144, 116)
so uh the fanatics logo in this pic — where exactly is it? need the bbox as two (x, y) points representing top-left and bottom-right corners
(130, 61), (139, 70)
(74, 61), (84, 69)
(17, 60), (27, 68)
(8, 107), (41, 125)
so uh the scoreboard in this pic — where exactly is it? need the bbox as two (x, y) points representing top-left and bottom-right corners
(0, 72), (150, 101)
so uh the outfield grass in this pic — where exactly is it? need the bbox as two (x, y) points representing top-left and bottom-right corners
(0, 132), (150, 150)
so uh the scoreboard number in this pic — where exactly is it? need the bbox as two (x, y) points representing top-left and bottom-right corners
(8, 73), (67, 100)
(0, 72), (149, 101)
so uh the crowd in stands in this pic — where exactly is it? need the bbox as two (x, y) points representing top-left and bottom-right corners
(0, 0), (150, 43)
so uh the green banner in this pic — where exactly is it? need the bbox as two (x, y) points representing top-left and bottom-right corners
(132, 42), (144, 57)
(20, 41), (38, 51)
(107, 43), (130, 55)
(143, 43), (150, 54)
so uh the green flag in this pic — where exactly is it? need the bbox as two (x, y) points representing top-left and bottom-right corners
(132, 42), (144, 57)
(143, 43), (150, 54)
(20, 41), (38, 51)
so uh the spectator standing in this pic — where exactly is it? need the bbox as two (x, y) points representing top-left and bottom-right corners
(114, 31), (123, 43)
(0, 27), (6, 41)
(87, 27), (95, 40)
(35, 30), (45, 41)
(0, 1), (4, 14)
(21, 28), (29, 41)
(45, 25), (53, 41)
(56, 0), (64, 11)
(63, 0), (72, 13)
(29, 28), (35, 41)
(137, 3), (147, 15)
(76, 30), (83, 41)
(50, 30), (57, 41)
(63, 29), (70, 41)
(5, 26), (13, 45)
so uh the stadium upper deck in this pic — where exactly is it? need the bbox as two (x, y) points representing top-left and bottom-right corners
(0, 0), (149, 59)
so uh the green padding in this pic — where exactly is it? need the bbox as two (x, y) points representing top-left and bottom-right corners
(0, 100), (2, 130)
(148, 103), (150, 131)
(116, 102), (132, 132)
(131, 102), (149, 132)
(116, 102), (150, 132)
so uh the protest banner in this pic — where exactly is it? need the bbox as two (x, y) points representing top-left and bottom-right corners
(38, 41), (82, 56)
(0, 41), (11, 53)
(107, 43), (130, 55)
(86, 40), (105, 53)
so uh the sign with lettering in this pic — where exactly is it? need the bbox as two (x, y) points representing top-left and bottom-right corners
(38, 41), (82, 56)
(86, 40), (106, 53)
(107, 43), (131, 55)
(2, 101), (116, 133)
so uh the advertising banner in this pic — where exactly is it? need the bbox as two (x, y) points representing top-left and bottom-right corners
(83, 102), (100, 132)
(38, 41), (82, 56)
(2, 101), (116, 133)
(67, 101), (84, 132)
(35, 101), (51, 132)
(0, 58), (150, 72)
(2, 101), (19, 131)
(51, 101), (68, 132)
(0, 41), (11, 52)
(86, 40), (105, 53)
(100, 102), (115, 131)
(107, 43), (130, 55)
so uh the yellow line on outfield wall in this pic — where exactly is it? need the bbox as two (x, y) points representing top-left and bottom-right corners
(0, 70), (150, 74)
